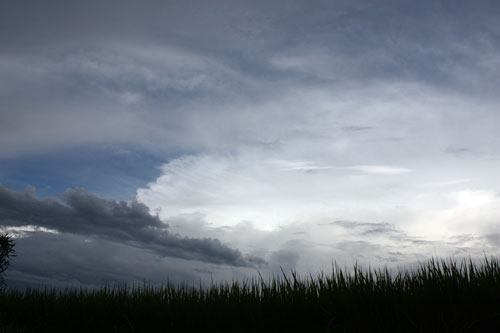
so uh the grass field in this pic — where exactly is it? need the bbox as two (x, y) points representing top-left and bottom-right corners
(1, 257), (500, 332)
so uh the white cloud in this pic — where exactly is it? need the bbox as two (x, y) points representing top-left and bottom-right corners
(344, 165), (413, 175)
(136, 143), (500, 275)
(447, 190), (496, 210)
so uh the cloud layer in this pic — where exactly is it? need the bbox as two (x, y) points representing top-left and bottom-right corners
(2, 0), (500, 287)
(2, 0), (500, 158)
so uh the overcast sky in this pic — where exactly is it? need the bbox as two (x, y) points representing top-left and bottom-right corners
(1, 0), (500, 288)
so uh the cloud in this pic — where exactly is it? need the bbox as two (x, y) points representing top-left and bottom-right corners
(344, 165), (413, 175)
(3, 184), (499, 288)
(136, 149), (500, 270)
(0, 185), (262, 267)
(425, 179), (472, 187)
(341, 126), (374, 132)
(138, 153), (357, 231)
(2, 0), (500, 160)
(326, 220), (399, 234)
(5, 232), (245, 289)
(137, 147), (500, 241)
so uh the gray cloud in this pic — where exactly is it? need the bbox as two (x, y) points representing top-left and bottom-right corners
(318, 220), (484, 253)
(445, 147), (474, 157)
(0, 185), (262, 267)
(2, 0), (500, 159)
(320, 220), (407, 239)
(341, 126), (374, 132)
(6, 232), (222, 289)
(484, 234), (500, 247)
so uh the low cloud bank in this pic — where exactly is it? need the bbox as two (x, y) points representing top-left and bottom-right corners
(0, 185), (264, 267)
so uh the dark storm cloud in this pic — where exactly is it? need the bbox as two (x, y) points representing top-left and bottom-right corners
(7, 232), (211, 289)
(0, 185), (262, 267)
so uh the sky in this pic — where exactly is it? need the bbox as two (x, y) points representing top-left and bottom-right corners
(1, 0), (500, 288)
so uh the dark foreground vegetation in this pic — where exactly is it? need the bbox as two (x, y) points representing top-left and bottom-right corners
(2, 257), (500, 332)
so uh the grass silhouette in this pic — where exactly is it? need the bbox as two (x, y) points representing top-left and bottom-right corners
(1, 256), (500, 332)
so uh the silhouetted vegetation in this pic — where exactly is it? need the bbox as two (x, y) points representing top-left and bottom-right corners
(0, 234), (15, 287)
(1, 257), (500, 332)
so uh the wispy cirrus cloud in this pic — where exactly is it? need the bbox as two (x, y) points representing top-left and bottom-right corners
(344, 165), (413, 175)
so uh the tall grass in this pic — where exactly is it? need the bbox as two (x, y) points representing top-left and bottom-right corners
(1, 257), (500, 332)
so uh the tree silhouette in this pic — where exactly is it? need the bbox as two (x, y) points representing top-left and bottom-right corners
(0, 233), (16, 286)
